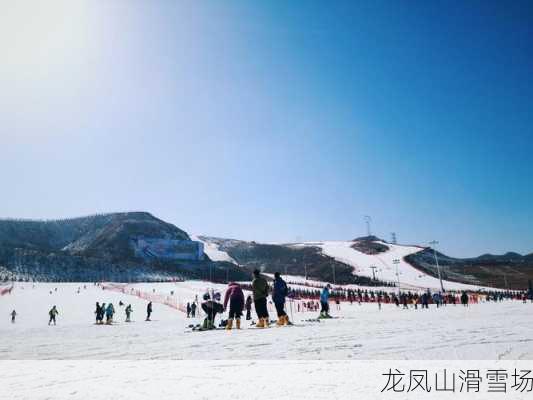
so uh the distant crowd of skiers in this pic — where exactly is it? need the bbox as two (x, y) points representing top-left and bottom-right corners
(93, 300), (153, 325)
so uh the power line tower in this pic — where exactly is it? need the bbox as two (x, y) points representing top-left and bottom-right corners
(391, 232), (397, 244)
(364, 215), (372, 237)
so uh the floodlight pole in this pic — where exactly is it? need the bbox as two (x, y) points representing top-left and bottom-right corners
(393, 259), (401, 296)
(429, 240), (444, 292)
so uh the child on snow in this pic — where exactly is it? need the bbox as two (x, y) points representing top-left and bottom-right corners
(200, 292), (224, 330)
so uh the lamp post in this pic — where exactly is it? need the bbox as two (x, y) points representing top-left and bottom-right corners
(393, 259), (401, 296)
(429, 240), (444, 292)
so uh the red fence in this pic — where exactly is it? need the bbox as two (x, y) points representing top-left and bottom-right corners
(0, 285), (14, 296)
(100, 283), (189, 313)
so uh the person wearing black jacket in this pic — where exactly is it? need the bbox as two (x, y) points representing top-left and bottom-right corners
(146, 301), (153, 321)
(272, 272), (290, 325)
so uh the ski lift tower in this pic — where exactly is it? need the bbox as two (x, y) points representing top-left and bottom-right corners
(393, 259), (401, 296)
(429, 240), (444, 292)
(370, 265), (378, 281)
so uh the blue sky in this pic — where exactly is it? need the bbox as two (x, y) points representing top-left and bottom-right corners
(1, 1), (532, 257)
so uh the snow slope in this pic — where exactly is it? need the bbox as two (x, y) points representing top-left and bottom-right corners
(1, 282), (531, 360)
(294, 241), (485, 291)
(191, 235), (237, 263)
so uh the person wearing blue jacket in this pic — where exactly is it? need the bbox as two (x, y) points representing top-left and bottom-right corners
(319, 284), (332, 318)
(105, 303), (115, 325)
(272, 272), (290, 326)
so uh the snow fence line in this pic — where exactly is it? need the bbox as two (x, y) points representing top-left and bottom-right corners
(100, 283), (189, 314)
(0, 284), (14, 296)
(98, 283), (322, 317)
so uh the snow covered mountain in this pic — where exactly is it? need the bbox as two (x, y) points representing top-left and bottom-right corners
(1, 212), (531, 289)
(196, 236), (533, 290)
(0, 213), (248, 283)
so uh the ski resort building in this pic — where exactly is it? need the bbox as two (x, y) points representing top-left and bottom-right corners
(133, 238), (205, 261)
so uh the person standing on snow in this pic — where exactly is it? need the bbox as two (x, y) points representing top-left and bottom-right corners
(11, 310), (17, 323)
(252, 269), (270, 328)
(223, 282), (245, 330)
(95, 302), (103, 325)
(461, 291), (469, 307)
(186, 302), (191, 318)
(245, 295), (253, 320)
(190, 302), (197, 318)
(48, 306), (59, 325)
(272, 272), (290, 326)
(319, 285), (332, 318)
(200, 292), (224, 330)
(105, 303), (115, 324)
(125, 304), (133, 322)
(146, 301), (153, 321)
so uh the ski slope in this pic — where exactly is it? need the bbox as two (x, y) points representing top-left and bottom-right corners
(1, 282), (531, 360)
(191, 235), (237, 263)
(294, 241), (485, 291)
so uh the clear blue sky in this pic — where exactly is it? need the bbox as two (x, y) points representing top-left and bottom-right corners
(1, 1), (532, 257)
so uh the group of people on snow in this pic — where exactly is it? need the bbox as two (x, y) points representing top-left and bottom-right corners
(93, 301), (152, 324)
(94, 302), (116, 325)
(192, 270), (334, 331)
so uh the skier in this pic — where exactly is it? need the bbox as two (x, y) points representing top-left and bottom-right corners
(200, 292), (224, 330)
(48, 306), (59, 325)
(186, 302), (191, 318)
(95, 302), (103, 324)
(245, 295), (253, 320)
(11, 309), (17, 323)
(125, 304), (133, 322)
(191, 302), (197, 318)
(272, 272), (290, 326)
(461, 291), (469, 307)
(105, 303), (115, 324)
(252, 269), (270, 328)
(146, 301), (153, 321)
(99, 303), (106, 323)
(319, 284), (332, 318)
(223, 282), (245, 330)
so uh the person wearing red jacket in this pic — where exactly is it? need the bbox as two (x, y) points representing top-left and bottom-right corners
(223, 282), (245, 330)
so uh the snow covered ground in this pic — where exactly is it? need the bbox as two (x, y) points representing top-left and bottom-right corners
(4, 359), (533, 400)
(1, 282), (532, 360)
